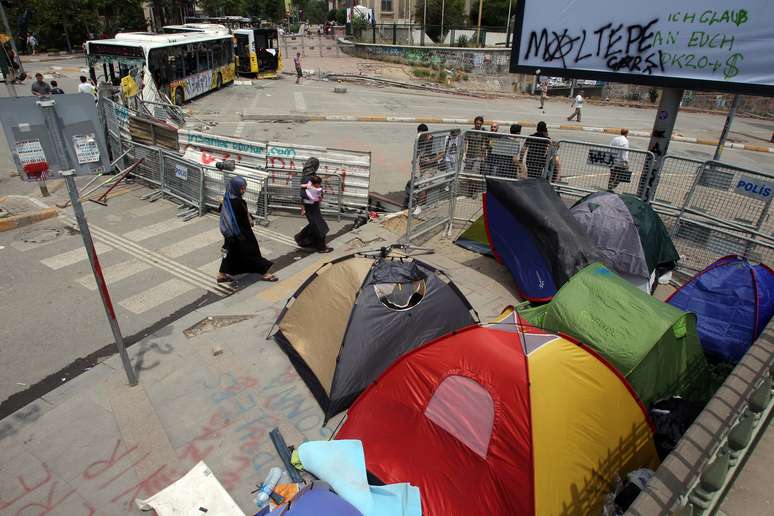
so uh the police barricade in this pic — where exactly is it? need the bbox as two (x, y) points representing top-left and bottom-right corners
(264, 168), (343, 220)
(670, 160), (774, 272)
(265, 142), (370, 214)
(161, 153), (205, 216)
(405, 129), (462, 243)
(651, 155), (705, 211)
(551, 140), (655, 202)
(126, 141), (164, 187)
(453, 130), (546, 225)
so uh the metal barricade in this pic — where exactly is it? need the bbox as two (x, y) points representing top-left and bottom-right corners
(264, 168), (343, 220)
(161, 152), (205, 215)
(651, 155), (705, 211)
(405, 129), (462, 243)
(552, 140), (655, 201)
(127, 142), (164, 187)
(670, 160), (774, 272)
(455, 130), (536, 224)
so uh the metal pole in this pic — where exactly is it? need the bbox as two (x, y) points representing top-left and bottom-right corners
(713, 94), (740, 161)
(0, 1), (25, 76)
(62, 171), (138, 386)
(422, 0), (427, 46)
(476, 0), (483, 46)
(505, 0), (512, 40)
(38, 180), (49, 197)
(440, 0), (445, 45)
(639, 87), (684, 201)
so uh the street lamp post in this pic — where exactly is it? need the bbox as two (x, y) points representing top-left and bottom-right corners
(441, 0), (445, 45)
(475, 0), (484, 47)
(422, 0), (427, 45)
(505, 0), (512, 46)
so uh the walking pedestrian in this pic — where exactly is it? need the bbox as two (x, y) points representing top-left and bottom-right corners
(30, 73), (51, 96)
(294, 52), (303, 84)
(78, 75), (96, 96)
(519, 121), (551, 179)
(50, 80), (64, 94)
(217, 176), (277, 283)
(567, 90), (584, 122)
(538, 81), (548, 110)
(296, 172), (333, 253)
(607, 128), (631, 191)
(26, 34), (37, 55)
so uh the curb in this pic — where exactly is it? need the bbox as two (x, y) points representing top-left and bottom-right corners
(0, 195), (58, 232)
(239, 114), (774, 154)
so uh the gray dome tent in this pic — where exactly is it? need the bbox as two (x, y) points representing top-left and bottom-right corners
(271, 253), (478, 422)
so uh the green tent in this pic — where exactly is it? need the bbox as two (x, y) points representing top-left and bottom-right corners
(518, 263), (707, 406)
(454, 216), (492, 256)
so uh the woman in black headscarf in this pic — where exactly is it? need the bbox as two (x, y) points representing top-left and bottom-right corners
(295, 157), (333, 253)
(217, 176), (277, 283)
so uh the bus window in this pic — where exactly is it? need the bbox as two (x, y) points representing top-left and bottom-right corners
(224, 40), (233, 63)
(213, 44), (223, 67)
(184, 46), (196, 76)
(197, 45), (210, 73)
(173, 47), (185, 80)
(149, 48), (169, 86)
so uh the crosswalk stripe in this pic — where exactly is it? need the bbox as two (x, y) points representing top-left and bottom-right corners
(159, 228), (222, 259)
(129, 202), (170, 217)
(63, 217), (233, 297)
(294, 91), (307, 112)
(76, 259), (151, 291)
(40, 242), (112, 270)
(123, 218), (191, 242)
(118, 278), (196, 314)
(199, 258), (223, 276)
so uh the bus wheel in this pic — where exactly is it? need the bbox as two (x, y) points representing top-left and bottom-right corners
(216, 73), (223, 89)
(174, 87), (184, 106)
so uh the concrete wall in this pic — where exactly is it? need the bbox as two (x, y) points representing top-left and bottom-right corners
(340, 40), (514, 77)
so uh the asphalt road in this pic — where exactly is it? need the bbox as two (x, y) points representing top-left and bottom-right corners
(1, 52), (772, 413)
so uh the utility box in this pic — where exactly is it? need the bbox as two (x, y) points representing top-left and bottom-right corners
(0, 94), (110, 181)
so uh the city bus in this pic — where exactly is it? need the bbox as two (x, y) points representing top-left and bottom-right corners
(234, 28), (280, 78)
(85, 31), (235, 105)
(162, 23), (230, 35)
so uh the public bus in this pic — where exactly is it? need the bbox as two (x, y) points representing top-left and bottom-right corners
(162, 23), (230, 35)
(234, 28), (281, 78)
(85, 31), (235, 105)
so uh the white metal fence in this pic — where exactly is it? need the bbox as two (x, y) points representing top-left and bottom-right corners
(405, 128), (773, 275)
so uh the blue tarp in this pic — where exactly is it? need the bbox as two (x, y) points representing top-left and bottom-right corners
(668, 255), (774, 362)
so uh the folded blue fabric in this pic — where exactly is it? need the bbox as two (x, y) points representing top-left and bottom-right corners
(297, 440), (422, 516)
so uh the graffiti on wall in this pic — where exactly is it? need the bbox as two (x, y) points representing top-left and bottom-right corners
(170, 63), (236, 104)
(347, 43), (512, 76)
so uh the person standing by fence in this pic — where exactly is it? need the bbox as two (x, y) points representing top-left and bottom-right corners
(294, 52), (303, 84)
(538, 81), (548, 111)
(520, 121), (551, 178)
(567, 90), (584, 122)
(607, 128), (631, 191)
(217, 176), (277, 283)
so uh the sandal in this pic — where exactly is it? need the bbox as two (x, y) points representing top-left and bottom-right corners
(318, 247), (334, 254)
(262, 274), (279, 282)
(216, 275), (234, 283)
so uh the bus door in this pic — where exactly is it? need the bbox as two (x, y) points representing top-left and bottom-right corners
(234, 31), (255, 74)
(254, 29), (279, 78)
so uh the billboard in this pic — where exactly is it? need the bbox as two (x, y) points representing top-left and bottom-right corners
(509, 0), (774, 96)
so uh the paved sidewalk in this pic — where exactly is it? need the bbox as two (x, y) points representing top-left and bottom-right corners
(0, 217), (517, 514)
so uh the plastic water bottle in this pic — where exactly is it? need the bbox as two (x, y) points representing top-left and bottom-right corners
(255, 467), (282, 507)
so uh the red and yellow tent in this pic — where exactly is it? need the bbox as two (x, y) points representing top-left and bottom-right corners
(337, 321), (659, 515)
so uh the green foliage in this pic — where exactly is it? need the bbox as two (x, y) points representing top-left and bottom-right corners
(244, 0), (286, 22)
(331, 8), (347, 24)
(648, 87), (659, 103)
(437, 69), (447, 82)
(414, 0), (465, 43)
(455, 34), (469, 47)
(352, 12), (369, 38)
(200, 0), (247, 16)
(412, 67), (431, 78)
(304, 0), (329, 23)
(13, 0), (146, 51)
(468, 0), (511, 28)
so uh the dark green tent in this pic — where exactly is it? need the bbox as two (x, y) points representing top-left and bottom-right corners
(518, 263), (706, 406)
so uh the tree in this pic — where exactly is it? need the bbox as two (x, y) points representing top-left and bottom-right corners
(414, 0), (465, 43)
(304, 0), (328, 23)
(468, 0), (510, 29)
(200, 0), (247, 17)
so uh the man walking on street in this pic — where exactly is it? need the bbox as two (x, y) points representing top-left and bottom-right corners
(567, 90), (584, 122)
(50, 80), (64, 94)
(78, 75), (96, 96)
(26, 34), (37, 55)
(538, 81), (548, 111)
(31, 73), (51, 96)
(608, 128), (631, 191)
(294, 52), (303, 84)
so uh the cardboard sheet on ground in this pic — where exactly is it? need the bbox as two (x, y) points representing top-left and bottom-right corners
(135, 461), (245, 515)
(298, 440), (422, 516)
